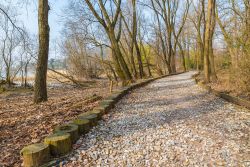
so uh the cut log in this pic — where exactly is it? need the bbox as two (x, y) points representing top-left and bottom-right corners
(94, 104), (110, 114)
(78, 111), (93, 117)
(78, 113), (98, 126)
(20, 143), (50, 167)
(99, 100), (115, 107)
(90, 109), (104, 119)
(72, 119), (91, 134)
(54, 124), (79, 144)
(105, 93), (120, 102)
(44, 132), (71, 156)
(113, 89), (126, 95)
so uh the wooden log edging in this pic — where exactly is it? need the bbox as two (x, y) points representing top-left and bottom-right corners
(20, 72), (185, 167)
(192, 72), (250, 110)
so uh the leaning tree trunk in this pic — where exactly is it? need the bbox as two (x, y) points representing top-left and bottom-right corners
(108, 31), (132, 81)
(34, 0), (50, 103)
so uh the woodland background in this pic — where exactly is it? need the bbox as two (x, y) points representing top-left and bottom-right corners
(0, 0), (249, 166)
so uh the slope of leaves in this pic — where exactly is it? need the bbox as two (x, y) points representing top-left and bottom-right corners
(0, 81), (112, 167)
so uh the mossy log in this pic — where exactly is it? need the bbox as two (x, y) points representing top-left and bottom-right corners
(79, 109), (104, 120)
(122, 86), (131, 92)
(99, 100), (115, 108)
(95, 104), (111, 114)
(92, 106), (105, 114)
(54, 124), (79, 144)
(78, 113), (98, 126)
(106, 93), (122, 102)
(72, 119), (91, 134)
(90, 109), (104, 119)
(112, 89), (126, 97)
(44, 132), (71, 156)
(78, 111), (93, 117)
(20, 143), (50, 167)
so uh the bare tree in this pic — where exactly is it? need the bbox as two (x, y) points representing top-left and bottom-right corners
(120, 0), (144, 78)
(149, 0), (190, 74)
(33, 0), (50, 103)
(189, 0), (205, 70)
(84, 0), (132, 82)
(0, 9), (22, 86)
(204, 0), (216, 83)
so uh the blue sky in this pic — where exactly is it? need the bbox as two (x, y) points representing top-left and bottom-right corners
(18, 0), (68, 40)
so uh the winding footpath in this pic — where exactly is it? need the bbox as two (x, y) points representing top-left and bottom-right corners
(65, 71), (250, 167)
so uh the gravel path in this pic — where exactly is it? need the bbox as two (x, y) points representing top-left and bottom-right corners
(65, 71), (250, 167)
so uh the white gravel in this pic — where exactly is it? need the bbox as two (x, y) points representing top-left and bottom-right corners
(64, 71), (250, 167)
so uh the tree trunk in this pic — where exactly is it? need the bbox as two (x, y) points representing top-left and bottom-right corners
(186, 37), (191, 70)
(246, 1), (250, 52)
(209, 0), (217, 81)
(170, 54), (176, 73)
(141, 44), (152, 77)
(178, 42), (186, 72)
(209, 39), (217, 80)
(108, 31), (132, 81)
(24, 63), (28, 88)
(135, 42), (144, 78)
(198, 34), (204, 70)
(166, 62), (172, 74)
(129, 41), (137, 78)
(132, 0), (144, 78)
(201, 0), (206, 70)
(6, 66), (11, 86)
(34, 0), (50, 103)
(168, 36), (176, 74)
(204, 0), (216, 83)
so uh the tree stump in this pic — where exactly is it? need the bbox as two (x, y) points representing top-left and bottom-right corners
(20, 143), (50, 167)
(44, 132), (71, 156)
(78, 113), (98, 126)
(72, 119), (91, 134)
(54, 124), (79, 144)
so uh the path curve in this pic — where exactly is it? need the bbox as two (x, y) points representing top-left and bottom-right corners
(65, 71), (250, 167)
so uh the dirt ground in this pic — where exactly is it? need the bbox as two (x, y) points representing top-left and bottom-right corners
(197, 69), (250, 101)
(0, 80), (113, 167)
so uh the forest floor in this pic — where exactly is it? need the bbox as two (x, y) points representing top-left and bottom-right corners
(0, 79), (115, 167)
(64, 72), (250, 166)
(197, 69), (250, 101)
